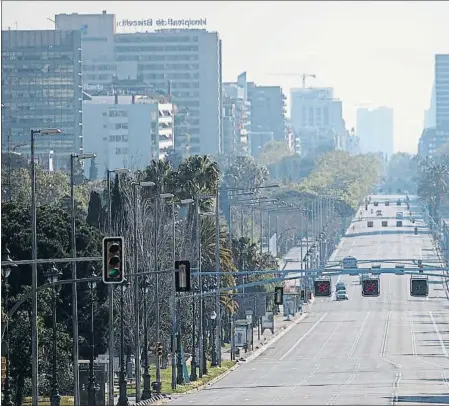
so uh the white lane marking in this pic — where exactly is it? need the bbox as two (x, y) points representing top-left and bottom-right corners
(409, 310), (417, 356)
(314, 313), (348, 360)
(348, 312), (371, 358)
(429, 310), (448, 357)
(288, 363), (320, 393)
(326, 362), (360, 405)
(391, 372), (402, 405)
(380, 311), (401, 368)
(279, 313), (328, 360)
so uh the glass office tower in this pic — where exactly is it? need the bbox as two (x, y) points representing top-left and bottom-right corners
(1, 30), (83, 171)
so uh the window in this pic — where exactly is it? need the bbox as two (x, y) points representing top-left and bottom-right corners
(115, 123), (128, 130)
(116, 147), (128, 155)
(109, 110), (128, 117)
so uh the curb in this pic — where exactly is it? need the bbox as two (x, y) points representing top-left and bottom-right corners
(175, 312), (310, 397)
(135, 394), (167, 406)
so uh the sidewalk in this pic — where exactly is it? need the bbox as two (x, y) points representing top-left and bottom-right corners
(222, 297), (315, 362)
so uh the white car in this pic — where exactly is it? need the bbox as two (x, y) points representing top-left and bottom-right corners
(336, 289), (348, 300)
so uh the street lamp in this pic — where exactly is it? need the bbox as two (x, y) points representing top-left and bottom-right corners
(154, 192), (174, 392)
(87, 268), (97, 406)
(199, 210), (215, 377)
(2, 247), (17, 406)
(45, 263), (62, 406)
(106, 167), (131, 406)
(210, 311), (218, 367)
(30, 127), (61, 406)
(141, 276), (152, 400)
(117, 279), (130, 406)
(131, 180), (155, 402)
(70, 152), (96, 406)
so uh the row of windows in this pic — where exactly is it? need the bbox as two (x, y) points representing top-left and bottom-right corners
(116, 148), (128, 155)
(84, 73), (111, 81)
(109, 110), (128, 117)
(115, 54), (199, 62)
(137, 63), (199, 71)
(2, 77), (76, 86)
(142, 72), (199, 80)
(83, 64), (116, 71)
(113, 123), (128, 130)
(110, 135), (128, 142)
(2, 65), (76, 74)
(115, 45), (198, 53)
(115, 35), (198, 43)
(2, 53), (75, 62)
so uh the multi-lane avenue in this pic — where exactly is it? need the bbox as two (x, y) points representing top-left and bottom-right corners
(168, 195), (449, 405)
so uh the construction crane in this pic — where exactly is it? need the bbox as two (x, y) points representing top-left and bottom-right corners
(268, 72), (316, 88)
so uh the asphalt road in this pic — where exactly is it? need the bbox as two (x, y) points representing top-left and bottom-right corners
(168, 195), (449, 405)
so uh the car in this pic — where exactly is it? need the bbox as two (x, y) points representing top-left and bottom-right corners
(336, 282), (346, 291)
(336, 290), (348, 300)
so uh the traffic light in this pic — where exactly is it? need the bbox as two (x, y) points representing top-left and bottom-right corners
(314, 280), (331, 297)
(300, 289), (305, 301)
(175, 260), (191, 292)
(362, 278), (380, 297)
(156, 342), (163, 357)
(102, 236), (125, 284)
(274, 287), (283, 305)
(410, 278), (428, 297)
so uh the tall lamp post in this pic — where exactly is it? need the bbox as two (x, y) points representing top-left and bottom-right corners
(117, 279), (130, 406)
(106, 167), (131, 406)
(154, 192), (174, 392)
(2, 247), (17, 406)
(141, 276), (152, 400)
(131, 180), (155, 402)
(70, 152), (96, 406)
(87, 268), (97, 406)
(210, 311), (218, 367)
(30, 127), (61, 406)
(46, 263), (62, 406)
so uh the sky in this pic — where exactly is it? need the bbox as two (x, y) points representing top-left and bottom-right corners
(2, 1), (449, 154)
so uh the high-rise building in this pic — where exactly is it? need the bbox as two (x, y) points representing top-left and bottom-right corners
(222, 72), (251, 155)
(435, 54), (449, 130)
(356, 107), (394, 158)
(55, 11), (222, 156)
(290, 87), (345, 155)
(1, 29), (83, 171)
(247, 83), (286, 143)
(424, 82), (436, 129)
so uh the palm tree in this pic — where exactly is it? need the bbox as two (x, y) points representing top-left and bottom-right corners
(200, 216), (237, 313)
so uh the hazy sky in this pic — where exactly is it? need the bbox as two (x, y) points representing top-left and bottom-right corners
(2, 1), (449, 153)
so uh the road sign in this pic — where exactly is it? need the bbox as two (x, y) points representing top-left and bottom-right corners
(362, 278), (380, 297)
(410, 278), (428, 297)
(314, 280), (331, 297)
(342, 256), (357, 269)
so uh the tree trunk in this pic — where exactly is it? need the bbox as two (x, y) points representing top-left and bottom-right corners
(16, 372), (24, 406)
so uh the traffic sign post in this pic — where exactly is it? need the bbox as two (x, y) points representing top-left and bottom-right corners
(362, 278), (380, 297)
(410, 277), (428, 297)
(314, 279), (331, 297)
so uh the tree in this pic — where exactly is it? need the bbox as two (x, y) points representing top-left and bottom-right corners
(2, 201), (107, 399)
(256, 141), (293, 166)
(89, 157), (98, 181)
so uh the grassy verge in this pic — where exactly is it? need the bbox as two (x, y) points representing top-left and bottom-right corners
(22, 360), (236, 403)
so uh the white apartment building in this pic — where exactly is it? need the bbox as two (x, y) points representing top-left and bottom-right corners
(82, 94), (173, 178)
(55, 11), (222, 156)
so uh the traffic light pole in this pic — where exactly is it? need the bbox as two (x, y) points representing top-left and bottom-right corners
(107, 170), (115, 406)
(154, 196), (161, 391)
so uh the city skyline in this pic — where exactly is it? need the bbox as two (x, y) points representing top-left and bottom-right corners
(2, 1), (449, 154)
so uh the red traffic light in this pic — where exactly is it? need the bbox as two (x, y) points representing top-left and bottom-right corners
(314, 280), (331, 297)
(362, 278), (380, 297)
